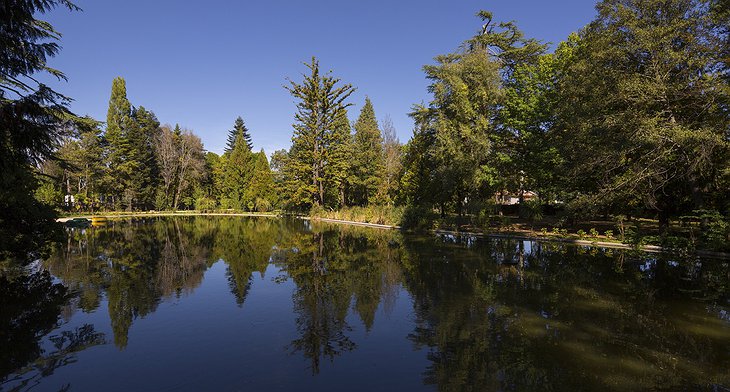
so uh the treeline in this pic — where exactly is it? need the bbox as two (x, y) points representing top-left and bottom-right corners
(400, 2), (729, 229)
(36, 77), (277, 212)
(36, 71), (400, 214)
(277, 0), (729, 232)
(29, 0), (730, 229)
(2, 0), (729, 262)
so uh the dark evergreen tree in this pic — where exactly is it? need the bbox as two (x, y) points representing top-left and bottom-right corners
(105, 77), (135, 209)
(224, 117), (253, 153)
(128, 106), (160, 210)
(351, 97), (385, 206)
(0, 0), (79, 263)
(221, 124), (254, 209)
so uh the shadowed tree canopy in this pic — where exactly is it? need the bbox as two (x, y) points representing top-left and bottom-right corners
(553, 0), (730, 227)
(0, 0), (80, 263)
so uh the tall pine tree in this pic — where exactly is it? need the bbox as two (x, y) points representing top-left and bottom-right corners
(282, 57), (355, 210)
(105, 77), (135, 209)
(221, 123), (254, 209)
(224, 117), (253, 153)
(128, 106), (160, 210)
(351, 97), (385, 206)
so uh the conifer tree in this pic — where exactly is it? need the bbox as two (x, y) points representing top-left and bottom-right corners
(221, 123), (254, 209)
(283, 57), (355, 210)
(351, 97), (385, 206)
(224, 117), (253, 153)
(0, 0), (83, 262)
(327, 109), (353, 207)
(244, 150), (276, 211)
(128, 106), (160, 210)
(105, 77), (135, 209)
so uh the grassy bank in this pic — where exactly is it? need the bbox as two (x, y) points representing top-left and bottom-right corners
(309, 206), (405, 227)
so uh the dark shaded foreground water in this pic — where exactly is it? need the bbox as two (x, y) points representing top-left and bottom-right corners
(1, 217), (728, 392)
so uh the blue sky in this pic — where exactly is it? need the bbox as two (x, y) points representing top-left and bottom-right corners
(44, 0), (598, 156)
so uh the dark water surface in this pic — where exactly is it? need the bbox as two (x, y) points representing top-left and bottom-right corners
(1, 216), (728, 391)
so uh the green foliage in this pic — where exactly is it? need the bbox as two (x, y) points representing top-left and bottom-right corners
(350, 97), (385, 206)
(244, 151), (276, 211)
(519, 199), (543, 222)
(221, 119), (254, 209)
(34, 180), (62, 207)
(195, 197), (217, 211)
(105, 77), (135, 209)
(0, 0), (78, 264)
(404, 10), (546, 216)
(312, 205), (404, 226)
(589, 228), (599, 238)
(554, 0), (730, 222)
(281, 57), (355, 210)
(400, 205), (438, 232)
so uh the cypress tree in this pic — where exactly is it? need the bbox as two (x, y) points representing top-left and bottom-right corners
(128, 106), (160, 209)
(221, 124), (254, 209)
(105, 77), (135, 209)
(351, 97), (385, 206)
(244, 150), (276, 211)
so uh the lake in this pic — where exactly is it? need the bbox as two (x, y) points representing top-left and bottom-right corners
(1, 216), (728, 391)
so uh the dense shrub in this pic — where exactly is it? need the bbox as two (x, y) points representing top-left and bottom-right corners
(400, 205), (438, 232)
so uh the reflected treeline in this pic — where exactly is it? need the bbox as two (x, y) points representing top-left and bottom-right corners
(211, 217), (292, 305)
(0, 271), (69, 379)
(0, 269), (106, 391)
(3, 217), (728, 391)
(44, 217), (217, 348)
(271, 221), (404, 374)
(401, 235), (730, 391)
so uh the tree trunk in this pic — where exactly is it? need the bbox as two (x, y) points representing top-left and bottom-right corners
(658, 210), (670, 235)
(690, 176), (707, 230)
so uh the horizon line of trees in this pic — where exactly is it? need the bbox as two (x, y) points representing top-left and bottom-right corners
(35, 72), (402, 215)
(28, 0), (730, 228)
(2, 0), (729, 263)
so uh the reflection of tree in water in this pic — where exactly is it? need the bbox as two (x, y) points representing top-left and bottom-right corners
(211, 217), (286, 306)
(274, 223), (404, 374)
(0, 269), (106, 391)
(43, 217), (214, 348)
(3, 324), (106, 392)
(401, 236), (730, 391)
(0, 271), (69, 380)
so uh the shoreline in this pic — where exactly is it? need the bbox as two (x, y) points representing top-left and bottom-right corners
(57, 212), (730, 258)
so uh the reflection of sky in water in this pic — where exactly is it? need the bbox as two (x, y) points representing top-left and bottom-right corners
(5, 217), (729, 391)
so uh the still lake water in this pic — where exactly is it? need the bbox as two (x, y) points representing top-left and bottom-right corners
(1, 216), (729, 391)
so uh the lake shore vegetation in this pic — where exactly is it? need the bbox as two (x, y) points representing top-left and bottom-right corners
(2, 0), (729, 263)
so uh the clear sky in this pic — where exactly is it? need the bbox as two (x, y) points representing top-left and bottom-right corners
(44, 0), (598, 156)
